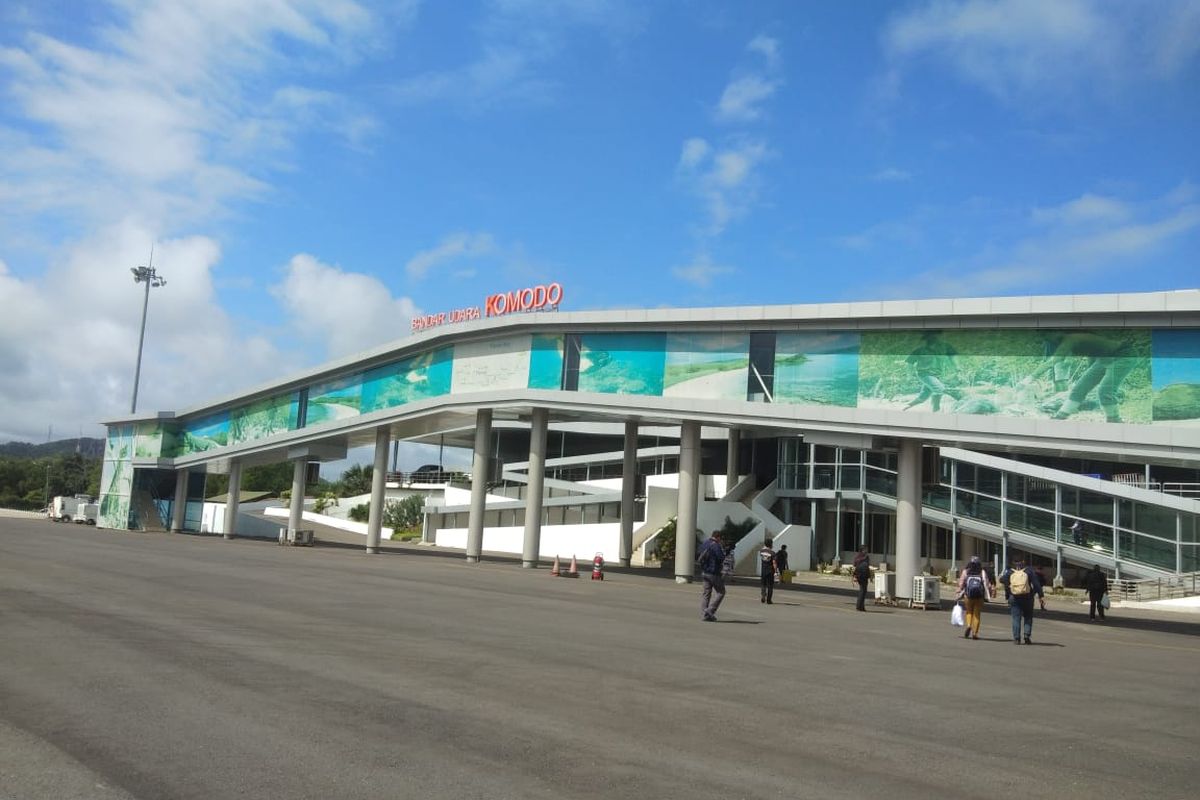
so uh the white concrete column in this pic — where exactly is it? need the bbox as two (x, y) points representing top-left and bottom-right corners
(675, 420), (701, 583)
(288, 458), (306, 536)
(522, 408), (549, 568)
(466, 408), (493, 563)
(894, 438), (922, 600)
(619, 419), (638, 566)
(725, 429), (740, 492)
(223, 460), (242, 540)
(366, 426), (390, 554)
(170, 468), (189, 533)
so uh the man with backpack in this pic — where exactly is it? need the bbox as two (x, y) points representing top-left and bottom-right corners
(697, 530), (726, 622)
(758, 538), (777, 604)
(955, 556), (993, 640)
(999, 557), (1046, 644)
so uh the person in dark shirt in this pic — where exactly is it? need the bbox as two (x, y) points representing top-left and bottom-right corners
(775, 544), (789, 575)
(758, 538), (777, 604)
(697, 531), (726, 622)
(1083, 564), (1108, 621)
(852, 547), (870, 611)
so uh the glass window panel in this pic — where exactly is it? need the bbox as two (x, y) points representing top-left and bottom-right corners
(840, 465), (862, 490)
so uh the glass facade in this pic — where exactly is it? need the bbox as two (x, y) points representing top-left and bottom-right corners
(775, 438), (1198, 575)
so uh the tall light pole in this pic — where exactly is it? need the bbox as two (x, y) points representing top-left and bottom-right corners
(130, 248), (166, 413)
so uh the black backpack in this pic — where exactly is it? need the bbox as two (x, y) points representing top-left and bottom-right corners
(965, 573), (985, 599)
(854, 560), (870, 581)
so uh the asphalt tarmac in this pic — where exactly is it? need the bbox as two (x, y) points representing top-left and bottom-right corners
(2, 518), (1197, 799)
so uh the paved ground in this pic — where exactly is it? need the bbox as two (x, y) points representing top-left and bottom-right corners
(1, 518), (1197, 800)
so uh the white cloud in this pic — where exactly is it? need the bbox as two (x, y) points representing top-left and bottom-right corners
(391, 1), (646, 109)
(837, 219), (924, 251)
(677, 139), (771, 234)
(878, 190), (1200, 297)
(883, 0), (1200, 101)
(716, 75), (779, 122)
(1031, 193), (1131, 226)
(271, 254), (421, 358)
(748, 34), (781, 68)
(715, 33), (783, 123)
(0, 0), (387, 231)
(672, 254), (734, 287)
(679, 137), (711, 169)
(0, 219), (288, 442)
(405, 232), (497, 280)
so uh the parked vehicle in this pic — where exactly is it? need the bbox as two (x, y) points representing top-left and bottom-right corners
(48, 494), (97, 524)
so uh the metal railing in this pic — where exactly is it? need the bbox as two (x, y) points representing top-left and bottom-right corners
(1109, 573), (1200, 602)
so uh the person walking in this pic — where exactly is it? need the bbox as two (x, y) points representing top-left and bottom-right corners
(758, 538), (777, 604)
(1083, 564), (1108, 621)
(999, 557), (1046, 644)
(852, 547), (870, 611)
(955, 556), (993, 640)
(775, 544), (790, 583)
(697, 530), (726, 622)
(903, 331), (963, 412)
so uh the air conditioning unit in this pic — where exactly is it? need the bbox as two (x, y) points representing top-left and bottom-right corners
(910, 576), (941, 609)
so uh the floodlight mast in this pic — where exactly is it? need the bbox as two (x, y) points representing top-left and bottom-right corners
(130, 246), (166, 414)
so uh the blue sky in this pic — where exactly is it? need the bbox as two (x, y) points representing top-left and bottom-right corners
(0, 0), (1197, 449)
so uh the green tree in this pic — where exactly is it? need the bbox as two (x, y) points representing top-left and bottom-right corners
(338, 463), (373, 497)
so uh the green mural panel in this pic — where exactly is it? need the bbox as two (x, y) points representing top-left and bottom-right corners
(664, 333), (749, 399)
(859, 329), (1152, 423)
(230, 392), (300, 445)
(774, 332), (860, 406)
(528, 334), (565, 390)
(577, 333), (667, 396)
(178, 411), (231, 455)
(105, 424), (134, 461)
(361, 347), (453, 412)
(1151, 329), (1200, 422)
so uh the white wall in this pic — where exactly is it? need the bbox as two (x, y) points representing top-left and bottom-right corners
(436, 522), (621, 561)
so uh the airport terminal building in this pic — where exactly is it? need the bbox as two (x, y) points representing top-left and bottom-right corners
(100, 288), (1200, 598)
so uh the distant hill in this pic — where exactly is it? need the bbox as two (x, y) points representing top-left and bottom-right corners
(0, 438), (105, 459)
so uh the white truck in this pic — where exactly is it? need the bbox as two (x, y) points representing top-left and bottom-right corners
(48, 494), (98, 525)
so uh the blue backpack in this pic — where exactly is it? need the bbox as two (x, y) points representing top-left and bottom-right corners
(965, 573), (985, 599)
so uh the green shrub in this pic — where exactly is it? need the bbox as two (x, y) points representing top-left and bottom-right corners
(348, 503), (369, 523)
(383, 494), (423, 533)
(312, 492), (339, 514)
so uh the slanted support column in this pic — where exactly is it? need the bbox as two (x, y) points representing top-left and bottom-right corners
(223, 460), (242, 540)
(466, 408), (493, 563)
(522, 408), (549, 568)
(288, 458), (306, 537)
(675, 420), (701, 584)
(725, 429), (740, 492)
(171, 468), (189, 533)
(366, 426), (389, 554)
(619, 419), (638, 567)
(894, 438), (922, 600)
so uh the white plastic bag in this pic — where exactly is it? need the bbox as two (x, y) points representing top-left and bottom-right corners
(951, 603), (965, 627)
(1100, 594), (1111, 609)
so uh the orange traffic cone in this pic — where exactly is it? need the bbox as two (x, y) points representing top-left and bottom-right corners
(551, 555), (561, 576)
(566, 554), (579, 578)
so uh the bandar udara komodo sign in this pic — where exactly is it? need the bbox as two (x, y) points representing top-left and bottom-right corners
(411, 282), (564, 333)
